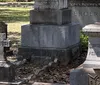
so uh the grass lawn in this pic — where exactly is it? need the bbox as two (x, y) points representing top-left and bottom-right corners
(0, 7), (30, 22)
(0, 7), (30, 47)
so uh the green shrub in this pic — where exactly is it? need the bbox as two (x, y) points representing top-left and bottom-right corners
(80, 31), (88, 51)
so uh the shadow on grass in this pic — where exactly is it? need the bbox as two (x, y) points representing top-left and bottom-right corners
(0, 8), (29, 23)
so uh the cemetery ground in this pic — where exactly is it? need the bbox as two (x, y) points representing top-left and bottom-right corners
(0, 6), (87, 84)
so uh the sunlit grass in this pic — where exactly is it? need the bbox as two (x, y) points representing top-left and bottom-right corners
(7, 22), (29, 47)
(0, 7), (30, 47)
(0, 7), (30, 23)
(8, 22), (29, 33)
(0, 7), (30, 33)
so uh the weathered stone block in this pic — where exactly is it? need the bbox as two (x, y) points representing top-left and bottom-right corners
(18, 43), (80, 66)
(30, 9), (71, 25)
(21, 23), (80, 48)
(70, 68), (96, 85)
(0, 22), (7, 34)
(18, 47), (72, 66)
(0, 62), (15, 82)
(34, 0), (68, 9)
(71, 7), (100, 27)
(19, 23), (80, 66)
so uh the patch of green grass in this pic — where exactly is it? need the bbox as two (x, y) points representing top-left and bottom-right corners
(8, 22), (29, 33)
(7, 22), (29, 48)
(0, 7), (30, 23)
(0, 7), (30, 47)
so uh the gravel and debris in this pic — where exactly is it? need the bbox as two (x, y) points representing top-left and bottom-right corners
(15, 51), (87, 84)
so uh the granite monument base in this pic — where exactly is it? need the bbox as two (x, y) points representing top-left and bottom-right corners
(18, 43), (80, 66)
(19, 23), (81, 66)
(21, 23), (80, 48)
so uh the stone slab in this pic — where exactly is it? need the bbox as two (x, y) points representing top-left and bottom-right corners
(70, 68), (96, 85)
(21, 23), (80, 48)
(0, 81), (23, 85)
(83, 61), (100, 68)
(33, 82), (69, 85)
(71, 7), (100, 27)
(34, 0), (68, 9)
(83, 24), (100, 32)
(30, 9), (71, 25)
(82, 24), (100, 37)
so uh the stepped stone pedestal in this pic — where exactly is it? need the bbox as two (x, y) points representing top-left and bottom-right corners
(19, 0), (80, 66)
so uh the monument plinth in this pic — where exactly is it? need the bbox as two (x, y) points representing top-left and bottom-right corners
(70, 23), (100, 85)
(19, 0), (80, 66)
(83, 24), (100, 68)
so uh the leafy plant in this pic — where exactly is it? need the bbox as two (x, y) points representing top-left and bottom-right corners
(80, 31), (88, 51)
